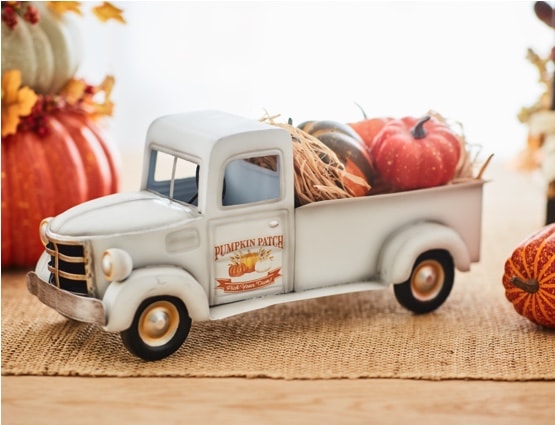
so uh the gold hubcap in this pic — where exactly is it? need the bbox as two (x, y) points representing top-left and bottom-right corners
(138, 300), (179, 347)
(410, 259), (444, 301)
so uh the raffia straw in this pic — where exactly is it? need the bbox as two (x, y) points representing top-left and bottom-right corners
(261, 116), (356, 205)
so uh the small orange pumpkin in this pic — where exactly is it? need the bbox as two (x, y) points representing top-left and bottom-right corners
(1, 109), (120, 267)
(229, 262), (247, 278)
(502, 224), (555, 328)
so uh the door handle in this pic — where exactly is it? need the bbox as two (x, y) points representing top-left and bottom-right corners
(268, 220), (279, 228)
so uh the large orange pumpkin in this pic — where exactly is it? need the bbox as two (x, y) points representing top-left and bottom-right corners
(502, 224), (555, 328)
(1, 110), (120, 267)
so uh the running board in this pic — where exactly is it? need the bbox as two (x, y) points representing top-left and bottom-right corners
(209, 281), (387, 320)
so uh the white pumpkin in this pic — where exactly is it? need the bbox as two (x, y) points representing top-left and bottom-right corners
(254, 259), (272, 273)
(1, 2), (82, 94)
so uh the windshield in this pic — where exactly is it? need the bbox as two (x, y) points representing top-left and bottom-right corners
(146, 149), (200, 205)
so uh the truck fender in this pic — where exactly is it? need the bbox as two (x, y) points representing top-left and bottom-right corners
(378, 221), (471, 285)
(101, 266), (210, 333)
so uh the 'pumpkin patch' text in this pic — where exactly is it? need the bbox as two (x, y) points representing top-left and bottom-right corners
(214, 235), (283, 260)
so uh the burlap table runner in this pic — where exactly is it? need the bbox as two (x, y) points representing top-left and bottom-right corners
(2, 163), (555, 379)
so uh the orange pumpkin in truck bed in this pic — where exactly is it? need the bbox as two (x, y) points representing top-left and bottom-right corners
(348, 116), (393, 150)
(369, 115), (461, 191)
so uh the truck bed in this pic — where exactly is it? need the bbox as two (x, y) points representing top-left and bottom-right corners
(293, 180), (485, 291)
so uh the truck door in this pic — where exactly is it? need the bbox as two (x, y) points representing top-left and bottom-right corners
(209, 153), (292, 306)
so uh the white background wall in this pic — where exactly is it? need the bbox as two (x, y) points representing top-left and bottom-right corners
(76, 1), (554, 161)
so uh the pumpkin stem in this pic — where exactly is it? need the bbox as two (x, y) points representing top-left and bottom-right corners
(411, 116), (432, 139)
(510, 276), (540, 293)
(354, 102), (368, 119)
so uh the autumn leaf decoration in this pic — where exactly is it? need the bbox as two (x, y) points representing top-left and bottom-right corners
(1, 1), (125, 138)
(47, 1), (126, 24)
(61, 75), (116, 119)
(1, 71), (116, 137)
(92, 2), (126, 23)
(1, 70), (37, 137)
(45, 1), (82, 16)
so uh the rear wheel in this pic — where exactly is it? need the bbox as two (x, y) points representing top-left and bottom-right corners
(393, 250), (454, 314)
(121, 296), (191, 361)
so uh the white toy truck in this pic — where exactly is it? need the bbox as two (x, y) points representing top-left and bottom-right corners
(27, 110), (484, 361)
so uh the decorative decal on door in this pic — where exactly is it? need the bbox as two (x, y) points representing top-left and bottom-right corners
(214, 236), (283, 293)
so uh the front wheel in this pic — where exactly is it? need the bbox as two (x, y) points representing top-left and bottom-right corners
(393, 250), (454, 314)
(121, 296), (191, 361)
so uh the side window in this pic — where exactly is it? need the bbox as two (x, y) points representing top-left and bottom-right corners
(147, 150), (199, 205)
(222, 154), (281, 206)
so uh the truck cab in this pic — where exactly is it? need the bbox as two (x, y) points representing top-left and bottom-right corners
(143, 110), (296, 306)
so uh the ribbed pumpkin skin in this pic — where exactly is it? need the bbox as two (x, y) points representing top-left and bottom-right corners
(1, 2), (82, 94)
(503, 224), (555, 328)
(1, 111), (119, 267)
(349, 117), (393, 149)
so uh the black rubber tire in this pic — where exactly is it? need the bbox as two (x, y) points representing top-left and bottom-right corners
(121, 296), (191, 361)
(393, 250), (454, 314)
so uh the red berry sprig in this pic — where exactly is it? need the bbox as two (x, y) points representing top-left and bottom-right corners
(18, 95), (65, 137)
(1, 2), (18, 28)
(22, 2), (38, 24)
(1, 1), (39, 29)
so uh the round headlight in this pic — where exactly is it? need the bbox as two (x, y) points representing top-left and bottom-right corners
(39, 218), (52, 246)
(101, 248), (133, 282)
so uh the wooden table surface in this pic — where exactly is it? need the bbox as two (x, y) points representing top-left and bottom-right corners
(3, 376), (555, 424)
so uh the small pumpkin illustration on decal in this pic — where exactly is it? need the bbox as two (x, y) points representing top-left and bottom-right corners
(254, 248), (274, 273)
(227, 248), (274, 277)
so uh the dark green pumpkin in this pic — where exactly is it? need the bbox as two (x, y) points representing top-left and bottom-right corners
(298, 120), (375, 196)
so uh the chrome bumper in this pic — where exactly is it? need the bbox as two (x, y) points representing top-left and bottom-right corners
(26, 272), (106, 326)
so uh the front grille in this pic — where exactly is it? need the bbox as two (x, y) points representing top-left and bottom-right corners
(46, 240), (92, 296)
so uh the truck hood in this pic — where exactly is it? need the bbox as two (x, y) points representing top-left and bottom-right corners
(48, 191), (199, 237)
